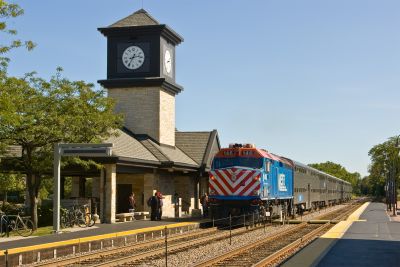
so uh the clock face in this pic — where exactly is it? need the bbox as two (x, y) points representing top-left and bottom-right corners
(164, 50), (172, 74)
(122, 46), (145, 70)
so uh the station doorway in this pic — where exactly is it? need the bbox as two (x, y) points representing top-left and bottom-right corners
(117, 184), (132, 213)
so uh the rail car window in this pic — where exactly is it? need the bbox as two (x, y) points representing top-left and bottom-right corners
(212, 157), (264, 169)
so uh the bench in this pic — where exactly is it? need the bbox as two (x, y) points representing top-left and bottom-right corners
(133, 212), (149, 220)
(116, 213), (134, 222)
(116, 211), (150, 222)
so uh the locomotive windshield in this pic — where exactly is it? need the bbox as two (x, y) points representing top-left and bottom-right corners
(212, 157), (264, 169)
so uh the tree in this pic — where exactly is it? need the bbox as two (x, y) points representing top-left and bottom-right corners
(0, 71), (123, 229)
(366, 136), (400, 198)
(0, 173), (24, 203)
(308, 161), (362, 195)
(0, 0), (35, 69)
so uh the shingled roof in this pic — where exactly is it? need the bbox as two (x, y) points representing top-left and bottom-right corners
(175, 131), (211, 164)
(106, 129), (158, 162)
(175, 130), (220, 171)
(104, 128), (220, 170)
(109, 9), (159, 27)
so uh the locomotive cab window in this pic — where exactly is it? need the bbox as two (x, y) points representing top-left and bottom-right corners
(212, 157), (264, 169)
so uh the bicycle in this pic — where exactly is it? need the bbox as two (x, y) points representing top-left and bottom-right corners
(60, 205), (89, 228)
(81, 204), (96, 227)
(0, 212), (10, 237)
(0, 210), (34, 237)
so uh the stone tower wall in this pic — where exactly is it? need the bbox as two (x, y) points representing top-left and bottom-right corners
(108, 87), (175, 146)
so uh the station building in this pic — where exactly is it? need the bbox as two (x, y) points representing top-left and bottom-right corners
(62, 9), (220, 223)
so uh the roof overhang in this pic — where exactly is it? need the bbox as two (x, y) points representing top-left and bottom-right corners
(98, 77), (183, 95)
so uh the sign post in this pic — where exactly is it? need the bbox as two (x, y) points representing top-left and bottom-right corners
(53, 143), (113, 233)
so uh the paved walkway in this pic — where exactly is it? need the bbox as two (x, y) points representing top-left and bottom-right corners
(284, 202), (400, 267)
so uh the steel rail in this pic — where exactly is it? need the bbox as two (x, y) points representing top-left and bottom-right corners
(35, 201), (361, 267)
(193, 223), (310, 267)
(253, 223), (331, 267)
(253, 202), (363, 267)
(34, 227), (219, 267)
(86, 223), (300, 267)
(193, 201), (363, 267)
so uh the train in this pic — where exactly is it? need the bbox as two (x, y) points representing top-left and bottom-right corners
(208, 144), (352, 220)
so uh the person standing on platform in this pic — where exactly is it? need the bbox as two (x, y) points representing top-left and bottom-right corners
(128, 192), (136, 220)
(149, 192), (159, 221)
(156, 191), (164, 220)
(201, 193), (209, 218)
(129, 193), (136, 211)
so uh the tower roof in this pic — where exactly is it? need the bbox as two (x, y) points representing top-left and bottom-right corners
(109, 9), (159, 27)
(98, 9), (184, 44)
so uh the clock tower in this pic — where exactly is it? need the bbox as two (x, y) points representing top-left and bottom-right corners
(98, 9), (183, 146)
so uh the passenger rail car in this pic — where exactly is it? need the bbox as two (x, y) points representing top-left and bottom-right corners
(209, 144), (352, 219)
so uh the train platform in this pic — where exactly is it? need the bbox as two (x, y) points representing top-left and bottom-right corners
(283, 202), (400, 267)
(0, 217), (209, 261)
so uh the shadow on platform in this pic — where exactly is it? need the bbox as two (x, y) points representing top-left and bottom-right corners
(316, 238), (400, 267)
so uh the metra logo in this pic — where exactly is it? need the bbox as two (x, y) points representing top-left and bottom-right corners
(278, 174), (287, 192)
(231, 173), (237, 182)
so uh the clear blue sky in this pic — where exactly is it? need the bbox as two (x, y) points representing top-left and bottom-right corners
(6, 0), (400, 176)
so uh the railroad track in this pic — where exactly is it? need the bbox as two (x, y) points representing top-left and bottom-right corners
(69, 223), (295, 267)
(86, 202), (361, 267)
(193, 201), (363, 267)
(34, 220), (284, 267)
(32, 201), (362, 267)
(34, 227), (219, 267)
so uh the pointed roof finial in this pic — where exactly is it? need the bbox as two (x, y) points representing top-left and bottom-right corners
(109, 9), (159, 27)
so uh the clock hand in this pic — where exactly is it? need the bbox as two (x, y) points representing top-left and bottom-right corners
(128, 54), (137, 65)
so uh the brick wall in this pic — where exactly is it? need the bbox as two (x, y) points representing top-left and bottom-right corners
(159, 89), (175, 146)
(108, 87), (175, 146)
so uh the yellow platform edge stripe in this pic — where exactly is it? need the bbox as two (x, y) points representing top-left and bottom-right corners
(0, 221), (196, 256)
(320, 202), (369, 239)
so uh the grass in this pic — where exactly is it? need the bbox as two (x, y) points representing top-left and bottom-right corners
(32, 226), (54, 236)
(32, 226), (71, 236)
(2, 226), (71, 238)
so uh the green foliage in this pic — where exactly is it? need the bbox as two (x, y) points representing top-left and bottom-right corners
(363, 136), (400, 197)
(39, 178), (53, 200)
(308, 161), (362, 195)
(63, 177), (72, 198)
(0, 0), (35, 68)
(0, 173), (25, 201)
(0, 69), (123, 228)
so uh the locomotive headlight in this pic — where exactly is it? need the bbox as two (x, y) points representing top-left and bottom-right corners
(210, 175), (215, 181)
(253, 175), (260, 181)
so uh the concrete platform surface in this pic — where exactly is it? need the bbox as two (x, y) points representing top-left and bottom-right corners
(283, 202), (400, 267)
(0, 218), (207, 252)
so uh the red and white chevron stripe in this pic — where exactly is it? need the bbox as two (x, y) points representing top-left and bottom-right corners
(209, 167), (260, 196)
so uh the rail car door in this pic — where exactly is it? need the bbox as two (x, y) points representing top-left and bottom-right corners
(340, 183), (344, 200)
(307, 184), (311, 209)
